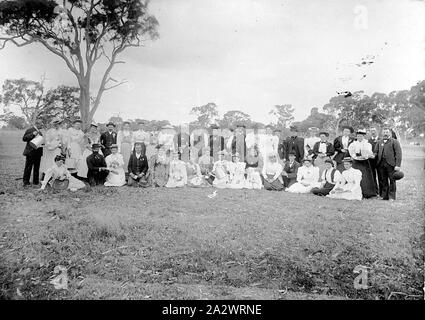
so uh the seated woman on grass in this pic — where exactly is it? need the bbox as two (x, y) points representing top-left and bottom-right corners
(227, 152), (246, 189)
(186, 152), (209, 187)
(311, 158), (341, 196)
(261, 153), (284, 191)
(104, 144), (126, 187)
(212, 150), (230, 188)
(148, 145), (170, 187)
(286, 156), (320, 193)
(40, 155), (86, 192)
(244, 147), (263, 190)
(127, 142), (149, 187)
(165, 150), (187, 188)
(327, 157), (362, 200)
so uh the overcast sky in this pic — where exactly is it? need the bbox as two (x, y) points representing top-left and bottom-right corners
(0, 0), (424, 125)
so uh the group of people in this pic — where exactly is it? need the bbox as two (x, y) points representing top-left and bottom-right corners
(22, 119), (403, 201)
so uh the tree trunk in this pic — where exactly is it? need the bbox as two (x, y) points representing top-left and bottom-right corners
(79, 83), (91, 129)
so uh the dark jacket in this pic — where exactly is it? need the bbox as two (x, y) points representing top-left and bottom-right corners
(100, 131), (117, 151)
(22, 127), (43, 157)
(86, 152), (107, 171)
(128, 152), (149, 175)
(277, 139), (286, 160)
(231, 134), (247, 157)
(333, 136), (354, 163)
(312, 141), (335, 158)
(284, 136), (304, 163)
(374, 138), (402, 167)
(283, 160), (300, 179)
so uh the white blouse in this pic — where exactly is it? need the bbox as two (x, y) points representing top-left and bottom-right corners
(296, 165), (320, 184)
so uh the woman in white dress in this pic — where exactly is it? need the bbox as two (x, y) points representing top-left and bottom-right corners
(40, 155), (86, 191)
(165, 150), (187, 188)
(104, 144), (126, 187)
(117, 121), (133, 174)
(327, 157), (363, 200)
(286, 157), (320, 193)
(227, 152), (246, 189)
(40, 120), (63, 176)
(66, 119), (85, 173)
(212, 151), (230, 189)
(186, 153), (208, 187)
(77, 123), (102, 179)
(348, 129), (377, 198)
(261, 153), (284, 191)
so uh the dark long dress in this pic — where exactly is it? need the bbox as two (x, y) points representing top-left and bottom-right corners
(352, 158), (377, 198)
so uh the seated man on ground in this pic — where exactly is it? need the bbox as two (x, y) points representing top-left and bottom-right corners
(86, 143), (109, 186)
(281, 151), (300, 189)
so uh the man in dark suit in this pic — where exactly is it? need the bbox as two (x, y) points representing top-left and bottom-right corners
(282, 151), (300, 188)
(86, 144), (109, 186)
(373, 127), (402, 201)
(368, 127), (380, 195)
(284, 125), (304, 163)
(333, 126), (355, 172)
(100, 122), (117, 157)
(22, 120), (44, 186)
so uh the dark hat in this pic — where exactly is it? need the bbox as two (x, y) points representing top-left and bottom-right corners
(73, 119), (82, 124)
(392, 171), (404, 180)
(356, 129), (367, 135)
(110, 144), (118, 149)
(54, 155), (66, 162)
(342, 157), (353, 163)
(90, 122), (98, 128)
(319, 131), (329, 137)
(92, 143), (101, 149)
(134, 141), (145, 146)
(342, 126), (354, 133)
(106, 122), (116, 127)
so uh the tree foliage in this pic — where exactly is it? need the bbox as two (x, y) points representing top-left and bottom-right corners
(190, 102), (219, 127)
(269, 104), (294, 129)
(0, 0), (159, 127)
(218, 110), (251, 128)
(0, 78), (80, 127)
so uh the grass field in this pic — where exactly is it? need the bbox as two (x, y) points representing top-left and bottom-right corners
(0, 130), (424, 300)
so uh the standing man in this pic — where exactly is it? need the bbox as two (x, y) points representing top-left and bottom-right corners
(374, 127), (402, 201)
(209, 124), (225, 161)
(368, 127), (380, 195)
(284, 125), (304, 163)
(100, 122), (117, 157)
(22, 119), (44, 186)
(333, 126), (355, 172)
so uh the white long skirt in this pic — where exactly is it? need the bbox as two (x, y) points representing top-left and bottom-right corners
(104, 168), (126, 187)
